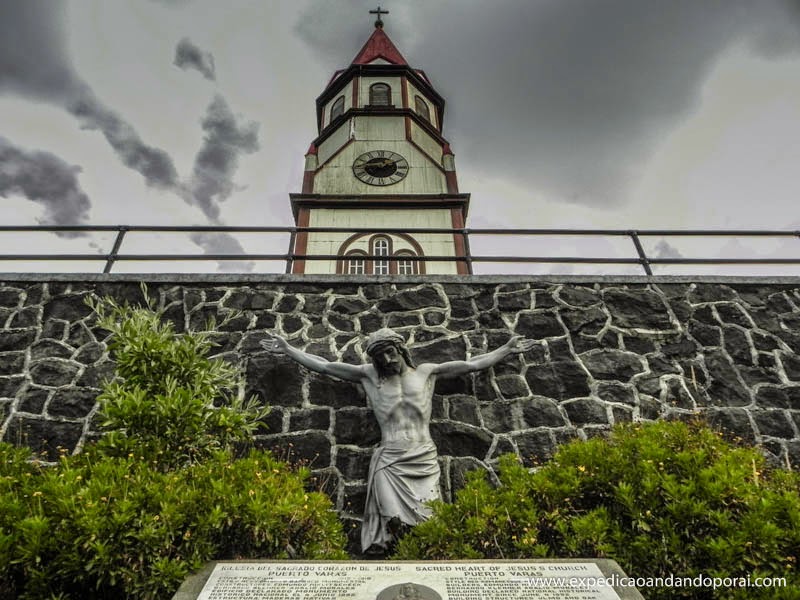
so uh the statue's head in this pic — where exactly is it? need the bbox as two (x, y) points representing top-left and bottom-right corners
(365, 328), (415, 376)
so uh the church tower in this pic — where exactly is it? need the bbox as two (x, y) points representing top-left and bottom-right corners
(289, 9), (470, 275)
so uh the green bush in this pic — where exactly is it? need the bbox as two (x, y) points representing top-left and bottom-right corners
(87, 292), (268, 469)
(0, 293), (347, 599)
(394, 421), (800, 599)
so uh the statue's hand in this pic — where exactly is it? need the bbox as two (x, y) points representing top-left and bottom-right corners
(505, 335), (536, 354)
(260, 333), (289, 355)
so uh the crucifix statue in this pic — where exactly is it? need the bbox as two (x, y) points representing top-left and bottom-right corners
(261, 328), (533, 553)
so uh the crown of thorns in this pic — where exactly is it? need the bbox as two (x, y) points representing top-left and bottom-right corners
(364, 328), (405, 354)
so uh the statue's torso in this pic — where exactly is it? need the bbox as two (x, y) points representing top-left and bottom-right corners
(362, 365), (436, 447)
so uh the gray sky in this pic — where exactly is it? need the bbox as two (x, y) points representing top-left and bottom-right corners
(1, 0), (799, 274)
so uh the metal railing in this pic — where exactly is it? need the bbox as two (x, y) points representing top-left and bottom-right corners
(0, 225), (798, 275)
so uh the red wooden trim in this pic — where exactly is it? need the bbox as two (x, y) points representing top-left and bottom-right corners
(292, 208), (310, 274)
(445, 170), (459, 194)
(450, 207), (470, 275)
(302, 170), (315, 194)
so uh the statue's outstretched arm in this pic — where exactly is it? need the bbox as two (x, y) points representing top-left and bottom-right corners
(431, 335), (535, 377)
(260, 333), (365, 382)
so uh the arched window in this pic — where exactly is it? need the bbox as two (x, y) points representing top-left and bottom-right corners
(372, 236), (390, 275)
(396, 251), (419, 275)
(345, 251), (366, 274)
(369, 83), (391, 106)
(335, 233), (426, 275)
(414, 95), (430, 122)
(330, 96), (345, 122)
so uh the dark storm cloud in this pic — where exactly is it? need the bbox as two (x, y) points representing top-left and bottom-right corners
(0, 1), (180, 191)
(0, 1), (78, 99)
(174, 38), (216, 81)
(67, 87), (181, 190)
(0, 137), (91, 226)
(185, 95), (260, 221)
(297, 0), (800, 210)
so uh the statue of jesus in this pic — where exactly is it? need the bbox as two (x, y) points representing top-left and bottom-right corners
(260, 328), (534, 553)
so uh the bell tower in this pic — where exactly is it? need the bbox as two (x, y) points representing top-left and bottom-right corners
(289, 8), (470, 275)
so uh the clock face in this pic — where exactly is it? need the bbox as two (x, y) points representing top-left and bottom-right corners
(352, 150), (409, 186)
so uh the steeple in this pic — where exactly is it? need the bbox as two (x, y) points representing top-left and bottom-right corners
(351, 23), (407, 66)
(288, 13), (471, 275)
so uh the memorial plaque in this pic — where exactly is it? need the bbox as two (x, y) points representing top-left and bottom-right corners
(173, 560), (644, 600)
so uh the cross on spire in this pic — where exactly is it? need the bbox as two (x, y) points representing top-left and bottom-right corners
(369, 5), (389, 29)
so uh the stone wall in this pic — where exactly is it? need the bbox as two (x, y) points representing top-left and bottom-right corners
(2, 275), (800, 526)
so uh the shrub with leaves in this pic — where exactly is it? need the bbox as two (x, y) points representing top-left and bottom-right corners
(87, 291), (268, 469)
(0, 292), (347, 600)
(394, 421), (800, 599)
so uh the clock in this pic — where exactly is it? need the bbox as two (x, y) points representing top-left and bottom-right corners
(352, 150), (409, 186)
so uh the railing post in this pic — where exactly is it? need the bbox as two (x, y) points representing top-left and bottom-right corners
(103, 226), (128, 274)
(285, 228), (297, 274)
(462, 228), (473, 274)
(628, 230), (653, 276)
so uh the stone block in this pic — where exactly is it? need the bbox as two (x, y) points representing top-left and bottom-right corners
(377, 286), (446, 312)
(661, 337), (698, 358)
(43, 293), (93, 322)
(707, 409), (755, 443)
(496, 290), (533, 312)
(704, 350), (751, 407)
(254, 431), (332, 468)
(0, 375), (25, 398)
(514, 430), (556, 466)
(449, 396), (481, 426)
(520, 397), (566, 428)
(0, 328), (37, 352)
(245, 355), (304, 407)
(515, 311), (565, 339)
(597, 382), (637, 406)
(275, 295), (300, 313)
(623, 336), (657, 354)
(3, 417), (83, 461)
(49, 388), (98, 418)
(289, 407), (331, 432)
(30, 359), (79, 387)
(723, 327), (753, 366)
(780, 353), (800, 381)
(638, 395), (664, 420)
(342, 483), (367, 514)
(524, 361), (590, 401)
(74, 342), (105, 364)
(334, 408), (380, 445)
(76, 360), (115, 388)
(480, 400), (518, 433)
(753, 410), (795, 439)
(495, 375), (530, 399)
(603, 289), (673, 330)
(563, 399), (609, 426)
(688, 283), (738, 303)
(755, 386), (793, 409)
(0, 352), (25, 376)
(336, 446), (373, 480)
(18, 388), (49, 414)
(0, 288), (22, 308)
(308, 374), (366, 408)
(224, 289), (276, 310)
(688, 320), (721, 347)
(31, 339), (74, 361)
(430, 421), (492, 458)
(411, 336), (467, 365)
(580, 350), (645, 381)
(558, 286), (599, 307)
(715, 303), (752, 328)
(560, 307), (607, 335)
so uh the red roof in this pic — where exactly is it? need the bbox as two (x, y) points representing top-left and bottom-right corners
(351, 27), (407, 66)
